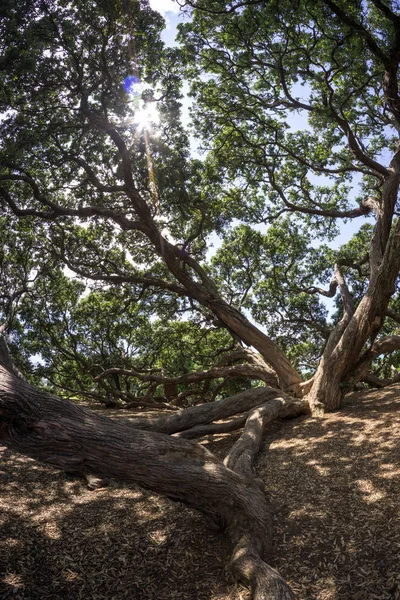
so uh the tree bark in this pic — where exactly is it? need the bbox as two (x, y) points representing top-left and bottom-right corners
(98, 362), (280, 389)
(175, 413), (250, 439)
(344, 335), (400, 388)
(126, 386), (294, 433)
(307, 154), (400, 413)
(307, 273), (400, 413)
(79, 108), (303, 394)
(0, 365), (295, 599)
(225, 398), (306, 476)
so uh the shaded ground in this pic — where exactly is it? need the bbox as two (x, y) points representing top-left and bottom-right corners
(1, 384), (400, 599)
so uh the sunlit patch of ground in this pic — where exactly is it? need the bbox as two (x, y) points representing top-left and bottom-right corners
(1, 384), (400, 599)
(259, 384), (400, 600)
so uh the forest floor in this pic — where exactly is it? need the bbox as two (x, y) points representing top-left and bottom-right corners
(1, 384), (400, 600)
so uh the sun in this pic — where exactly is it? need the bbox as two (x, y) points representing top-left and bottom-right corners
(123, 76), (160, 133)
(133, 101), (160, 132)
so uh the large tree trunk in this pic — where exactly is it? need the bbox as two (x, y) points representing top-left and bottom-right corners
(307, 271), (400, 412)
(307, 294), (394, 413)
(0, 365), (300, 599)
(205, 299), (303, 393)
(307, 158), (400, 413)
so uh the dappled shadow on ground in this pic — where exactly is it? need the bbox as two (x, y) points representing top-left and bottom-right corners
(0, 446), (240, 600)
(2, 385), (400, 600)
(259, 384), (400, 600)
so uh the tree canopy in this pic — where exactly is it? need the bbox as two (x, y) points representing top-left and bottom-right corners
(1, 1), (400, 597)
(1, 0), (399, 409)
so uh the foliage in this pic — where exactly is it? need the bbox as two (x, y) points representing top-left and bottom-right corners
(0, 0), (400, 404)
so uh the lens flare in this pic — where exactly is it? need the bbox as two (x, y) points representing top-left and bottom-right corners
(123, 75), (140, 94)
(123, 77), (159, 133)
(133, 101), (160, 131)
(123, 11), (160, 216)
(122, 82), (160, 214)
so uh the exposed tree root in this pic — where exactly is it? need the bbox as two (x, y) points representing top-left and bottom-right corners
(225, 398), (306, 475)
(0, 365), (303, 599)
(221, 396), (302, 600)
(127, 386), (295, 433)
(361, 371), (400, 388)
(174, 413), (249, 439)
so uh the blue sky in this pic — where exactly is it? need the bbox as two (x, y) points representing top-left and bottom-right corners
(148, 0), (183, 44)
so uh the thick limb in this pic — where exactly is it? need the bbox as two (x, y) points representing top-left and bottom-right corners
(0, 365), (295, 599)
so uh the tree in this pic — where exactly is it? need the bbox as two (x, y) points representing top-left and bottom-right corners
(0, 0), (400, 598)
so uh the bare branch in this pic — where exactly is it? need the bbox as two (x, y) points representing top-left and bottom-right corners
(371, 334), (400, 356)
(265, 168), (378, 219)
(337, 253), (370, 277)
(96, 363), (279, 388)
(300, 279), (338, 298)
(361, 371), (400, 388)
(63, 154), (127, 193)
(281, 143), (379, 178)
(177, 0), (264, 14)
(335, 263), (355, 318)
(0, 179), (145, 232)
(349, 334), (400, 386)
(61, 252), (191, 298)
(323, 102), (389, 177)
(322, 0), (390, 66)
(322, 0), (400, 127)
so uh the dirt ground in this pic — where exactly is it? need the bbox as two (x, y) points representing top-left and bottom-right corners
(1, 384), (400, 600)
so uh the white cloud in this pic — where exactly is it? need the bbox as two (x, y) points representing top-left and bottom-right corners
(148, 0), (180, 15)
